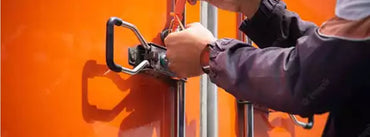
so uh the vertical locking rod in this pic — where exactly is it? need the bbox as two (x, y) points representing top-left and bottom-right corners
(200, 2), (218, 137)
(177, 80), (186, 137)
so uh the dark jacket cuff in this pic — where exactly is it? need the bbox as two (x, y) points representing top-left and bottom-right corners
(239, 0), (280, 32)
(208, 38), (248, 82)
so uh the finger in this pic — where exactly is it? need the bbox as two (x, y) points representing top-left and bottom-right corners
(164, 36), (172, 47)
(168, 62), (178, 75)
(187, 0), (197, 5)
(168, 62), (186, 79)
(178, 75), (186, 79)
(185, 22), (201, 28)
(164, 33), (178, 47)
(165, 50), (172, 61)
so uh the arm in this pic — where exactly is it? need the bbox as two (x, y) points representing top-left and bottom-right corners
(240, 0), (317, 48)
(209, 36), (369, 116)
(208, 0), (370, 116)
(164, 0), (370, 117)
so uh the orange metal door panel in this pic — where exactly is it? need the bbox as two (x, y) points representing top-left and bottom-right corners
(1, 0), (336, 136)
(1, 0), (181, 137)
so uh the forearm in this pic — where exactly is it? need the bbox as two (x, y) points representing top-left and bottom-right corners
(239, 0), (317, 48)
(209, 38), (306, 114)
(208, 34), (369, 116)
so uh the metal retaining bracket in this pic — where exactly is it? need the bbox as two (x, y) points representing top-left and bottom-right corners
(289, 114), (314, 129)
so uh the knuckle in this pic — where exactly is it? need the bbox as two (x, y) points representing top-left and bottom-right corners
(164, 36), (172, 45)
(187, 22), (199, 28)
(178, 73), (186, 79)
(164, 33), (180, 47)
(194, 22), (201, 25)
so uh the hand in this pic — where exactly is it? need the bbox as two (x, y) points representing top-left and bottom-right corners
(187, 0), (197, 5)
(164, 23), (216, 78)
(202, 0), (261, 18)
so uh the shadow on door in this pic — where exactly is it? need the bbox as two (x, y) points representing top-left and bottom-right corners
(82, 60), (176, 137)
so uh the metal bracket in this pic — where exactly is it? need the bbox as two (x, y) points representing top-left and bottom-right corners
(127, 43), (175, 77)
(289, 114), (314, 129)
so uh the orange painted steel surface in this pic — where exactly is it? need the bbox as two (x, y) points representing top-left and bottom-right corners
(1, 0), (180, 136)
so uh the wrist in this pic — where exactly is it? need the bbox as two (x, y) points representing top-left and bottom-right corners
(240, 0), (261, 19)
(200, 43), (212, 74)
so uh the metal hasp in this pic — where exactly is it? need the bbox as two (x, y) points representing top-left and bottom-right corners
(105, 17), (185, 137)
(128, 43), (176, 77)
(289, 114), (314, 129)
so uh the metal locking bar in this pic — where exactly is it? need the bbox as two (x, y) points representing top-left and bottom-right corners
(237, 100), (254, 137)
(236, 13), (254, 137)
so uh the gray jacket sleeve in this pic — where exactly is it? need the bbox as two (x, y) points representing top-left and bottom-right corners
(208, 0), (370, 116)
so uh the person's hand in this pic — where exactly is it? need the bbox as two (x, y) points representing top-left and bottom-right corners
(188, 0), (261, 18)
(187, 0), (197, 5)
(164, 23), (216, 78)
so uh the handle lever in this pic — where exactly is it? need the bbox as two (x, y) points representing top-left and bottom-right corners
(106, 17), (150, 74)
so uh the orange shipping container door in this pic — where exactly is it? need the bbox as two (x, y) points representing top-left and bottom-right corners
(1, 0), (199, 136)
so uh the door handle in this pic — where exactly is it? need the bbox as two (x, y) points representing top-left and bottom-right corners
(106, 17), (150, 74)
(105, 16), (185, 137)
(106, 17), (174, 77)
